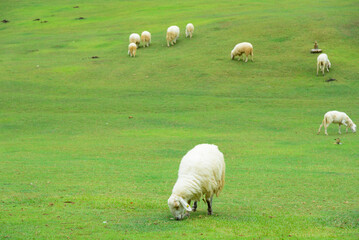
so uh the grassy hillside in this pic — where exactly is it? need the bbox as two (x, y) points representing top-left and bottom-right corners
(1, 0), (358, 239)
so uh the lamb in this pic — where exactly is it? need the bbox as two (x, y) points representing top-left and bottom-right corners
(166, 26), (180, 47)
(129, 33), (140, 47)
(185, 23), (194, 38)
(168, 144), (225, 220)
(128, 43), (137, 57)
(141, 31), (151, 47)
(317, 111), (356, 135)
(317, 53), (331, 76)
(231, 42), (253, 62)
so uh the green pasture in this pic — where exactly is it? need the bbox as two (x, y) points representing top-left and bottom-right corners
(1, 0), (358, 239)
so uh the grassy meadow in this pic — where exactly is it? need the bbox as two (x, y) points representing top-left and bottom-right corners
(1, 0), (359, 239)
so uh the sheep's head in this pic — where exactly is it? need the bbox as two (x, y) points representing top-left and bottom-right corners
(231, 51), (234, 60)
(351, 123), (356, 133)
(168, 195), (192, 220)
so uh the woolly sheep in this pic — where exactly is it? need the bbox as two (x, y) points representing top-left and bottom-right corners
(317, 111), (356, 135)
(185, 23), (194, 38)
(128, 43), (137, 57)
(168, 144), (225, 220)
(231, 42), (253, 62)
(316, 53), (331, 76)
(141, 31), (151, 47)
(129, 33), (140, 47)
(166, 26), (180, 47)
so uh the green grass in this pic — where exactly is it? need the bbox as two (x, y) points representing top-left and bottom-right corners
(1, 0), (359, 239)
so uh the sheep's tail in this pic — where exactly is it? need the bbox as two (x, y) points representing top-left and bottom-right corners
(216, 167), (225, 197)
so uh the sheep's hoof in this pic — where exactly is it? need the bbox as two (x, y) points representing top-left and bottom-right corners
(208, 211), (213, 215)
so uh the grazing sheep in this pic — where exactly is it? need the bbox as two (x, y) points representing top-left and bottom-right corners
(231, 42), (253, 62)
(185, 23), (194, 38)
(141, 31), (151, 47)
(317, 111), (356, 135)
(317, 53), (331, 76)
(129, 33), (140, 47)
(128, 43), (137, 57)
(166, 26), (180, 47)
(168, 144), (225, 220)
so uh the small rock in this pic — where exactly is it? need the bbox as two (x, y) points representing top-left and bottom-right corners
(33, 18), (40, 21)
(2, 19), (9, 23)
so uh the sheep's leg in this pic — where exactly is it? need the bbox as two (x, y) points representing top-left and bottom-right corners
(206, 196), (213, 215)
(251, 52), (254, 62)
(338, 124), (342, 134)
(245, 54), (248, 62)
(192, 201), (197, 212)
(326, 64), (330, 72)
(167, 40), (170, 47)
(324, 123), (329, 135)
(317, 120), (324, 134)
(346, 126), (349, 133)
(190, 32), (192, 38)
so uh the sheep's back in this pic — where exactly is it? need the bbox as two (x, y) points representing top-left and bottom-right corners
(178, 144), (225, 191)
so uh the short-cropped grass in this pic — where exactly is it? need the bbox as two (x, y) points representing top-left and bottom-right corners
(1, 0), (358, 239)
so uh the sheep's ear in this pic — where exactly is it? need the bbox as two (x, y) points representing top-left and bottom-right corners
(179, 198), (192, 212)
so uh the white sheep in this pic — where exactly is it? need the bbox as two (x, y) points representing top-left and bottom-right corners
(185, 23), (194, 38)
(231, 42), (253, 62)
(317, 111), (356, 135)
(129, 33), (140, 47)
(128, 43), (137, 57)
(141, 31), (151, 47)
(166, 26), (180, 47)
(317, 53), (331, 76)
(168, 144), (225, 220)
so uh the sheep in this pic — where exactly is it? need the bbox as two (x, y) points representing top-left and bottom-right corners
(317, 111), (356, 135)
(128, 43), (137, 57)
(141, 31), (151, 47)
(129, 33), (140, 47)
(168, 144), (225, 220)
(231, 42), (253, 62)
(185, 23), (194, 38)
(166, 26), (180, 47)
(316, 53), (331, 76)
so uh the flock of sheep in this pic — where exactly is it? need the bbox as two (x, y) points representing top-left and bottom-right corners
(128, 23), (194, 57)
(126, 24), (356, 220)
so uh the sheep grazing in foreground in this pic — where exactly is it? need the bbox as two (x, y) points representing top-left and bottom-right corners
(141, 31), (151, 47)
(185, 23), (194, 38)
(317, 111), (356, 135)
(129, 33), (141, 47)
(231, 42), (253, 62)
(166, 26), (180, 47)
(317, 53), (331, 76)
(168, 144), (225, 220)
(128, 43), (137, 57)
